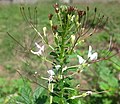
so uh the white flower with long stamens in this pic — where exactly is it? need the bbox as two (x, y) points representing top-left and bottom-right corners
(88, 46), (98, 61)
(77, 55), (86, 64)
(77, 46), (98, 65)
(31, 42), (44, 56)
(47, 70), (55, 76)
(47, 70), (55, 82)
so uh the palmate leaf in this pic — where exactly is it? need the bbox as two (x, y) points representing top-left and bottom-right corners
(33, 87), (44, 99)
(17, 84), (34, 104)
(33, 87), (48, 104)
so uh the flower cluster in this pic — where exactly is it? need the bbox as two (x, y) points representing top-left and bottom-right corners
(29, 4), (107, 104)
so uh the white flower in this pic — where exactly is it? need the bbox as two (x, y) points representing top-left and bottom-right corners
(88, 46), (98, 60)
(89, 52), (98, 60)
(77, 55), (86, 64)
(47, 70), (55, 82)
(31, 42), (44, 56)
(47, 70), (55, 76)
(77, 46), (98, 65)
(55, 65), (61, 70)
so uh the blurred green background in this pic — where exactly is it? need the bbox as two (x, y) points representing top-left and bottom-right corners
(0, 0), (120, 104)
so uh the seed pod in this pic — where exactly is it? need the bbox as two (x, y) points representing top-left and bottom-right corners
(48, 14), (53, 20)
(68, 6), (75, 14)
(87, 6), (89, 11)
(52, 25), (58, 34)
(94, 7), (97, 13)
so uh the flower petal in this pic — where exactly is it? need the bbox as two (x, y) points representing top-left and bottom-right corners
(41, 45), (44, 52)
(31, 48), (42, 56)
(47, 70), (55, 76)
(31, 43), (44, 56)
(31, 50), (41, 55)
(35, 42), (41, 49)
(77, 55), (86, 64)
(90, 52), (98, 60)
(88, 45), (92, 58)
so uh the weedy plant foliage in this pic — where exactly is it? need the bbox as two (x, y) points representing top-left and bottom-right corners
(7, 3), (119, 104)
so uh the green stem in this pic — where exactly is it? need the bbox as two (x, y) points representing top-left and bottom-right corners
(48, 83), (54, 104)
(42, 57), (56, 65)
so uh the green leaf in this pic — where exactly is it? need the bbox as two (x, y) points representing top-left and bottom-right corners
(33, 87), (48, 104)
(33, 87), (44, 100)
(99, 82), (109, 90)
(17, 84), (33, 104)
(107, 75), (118, 88)
(50, 52), (57, 57)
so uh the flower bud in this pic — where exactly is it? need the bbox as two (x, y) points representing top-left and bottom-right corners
(53, 3), (59, 8)
(81, 28), (85, 33)
(87, 6), (89, 11)
(71, 15), (75, 22)
(71, 35), (75, 45)
(50, 20), (53, 27)
(43, 27), (47, 37)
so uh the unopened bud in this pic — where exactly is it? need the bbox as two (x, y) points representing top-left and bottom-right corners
(50, 20), (53, 27)
(43, 27), (47, 37)
(81, 28), (85, 33)
(71, 15), (75, 22)
(53, 3), (59, 8)
(71, 35), (75, 45)
(87, 6), (89, 11)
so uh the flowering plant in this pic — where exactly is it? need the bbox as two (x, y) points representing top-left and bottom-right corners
(7, 3), (119, 104)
